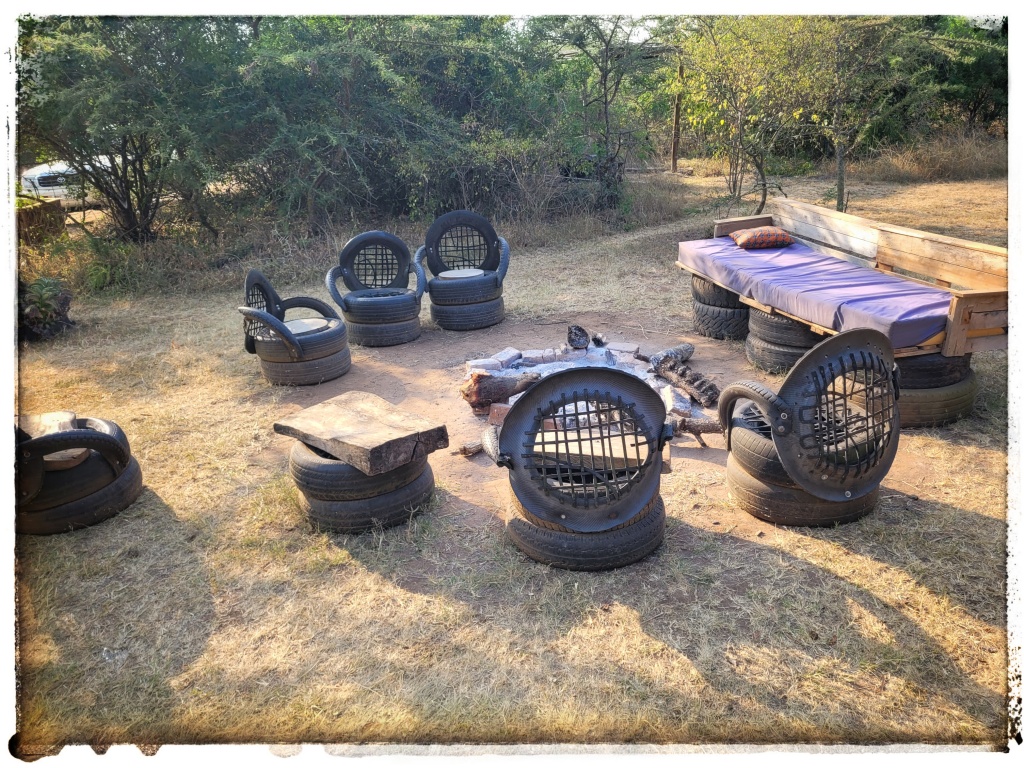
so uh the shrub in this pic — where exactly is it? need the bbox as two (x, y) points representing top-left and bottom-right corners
(19, 276), (74, 342)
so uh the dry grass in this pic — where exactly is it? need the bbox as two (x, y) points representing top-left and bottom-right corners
(844, 131), (1008, 184)
(12, 176), (1010, 753)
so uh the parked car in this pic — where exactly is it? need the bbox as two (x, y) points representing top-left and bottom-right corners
(19, 161), (102, 209)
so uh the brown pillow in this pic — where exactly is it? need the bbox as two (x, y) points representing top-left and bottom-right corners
(729, 226), (795, 249)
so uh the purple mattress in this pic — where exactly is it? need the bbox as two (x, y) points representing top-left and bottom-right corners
(678, 238), (952, 348)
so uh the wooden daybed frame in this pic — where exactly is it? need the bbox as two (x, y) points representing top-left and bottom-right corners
(676, 199), (1008, 358)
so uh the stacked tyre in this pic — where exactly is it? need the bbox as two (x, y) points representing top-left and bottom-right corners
(341, 290), (422, 347)
(690, 276), (748, 340)
(886, 353), (977, 428)
(744, 308), (827, 374)
(16, 417), (144, 535)
(725, 403), (877, 526)
(256, 318), (352, 385)
(289, 442), (435, 533)
(505, 492), (666, 571)
(428, 273), (505, 331)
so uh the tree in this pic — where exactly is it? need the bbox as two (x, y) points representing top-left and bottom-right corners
(525, 16), (668, 206)
(17, 16), (253, 241)
(801, 16), (939, 211)
(678, 16), (814, 213)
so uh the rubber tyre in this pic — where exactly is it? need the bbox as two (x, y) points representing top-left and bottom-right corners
(893, 370), (979, 428)
(346, 318), (421, 347)
(692, 301), (748, 340)
(19, 451), (121, 513)
(690, 275), (743, 308)
(427, 273), (503, 306)
(425, 211), (500, 275)
(511, 488), (661, 533)
(506, 496), (666, 571)
(430, 297), (505, 331)
(894, 353), (973, 389)
(259, 346), (352, 385)
(744, 333), (808, 374)
(726, 454), (877, 527)
(340, 289), (420, 324)
(298, 464), (435, 534)
(747, 308), (825, 348)
(254, 319), (348, 363)
(729, 403), (798, 488)
(16, 456), (143, 536)
(290, 442), (430, 501)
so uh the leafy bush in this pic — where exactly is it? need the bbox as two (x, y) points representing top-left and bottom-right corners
(19, 276), (74, 342)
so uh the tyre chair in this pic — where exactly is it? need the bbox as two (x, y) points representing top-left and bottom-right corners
(15, 414), (143, 535)
(239, 269), (351, 386)
(413, 210), (510, 331)
(718, 328), (901, 527)
(481, 367), (674, 571)
(326, 231), (425, 347)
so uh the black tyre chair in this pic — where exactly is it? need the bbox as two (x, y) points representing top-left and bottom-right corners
(326, 231), (426, 347)
(239, 269), (351, 385)
(719, 328), (901, 526)
(413, 210), (511, 331)
(16, 416), (143, 535)
(480, 367), (675, 570)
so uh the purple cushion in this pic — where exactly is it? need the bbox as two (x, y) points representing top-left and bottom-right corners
(678, 238), (952, 348)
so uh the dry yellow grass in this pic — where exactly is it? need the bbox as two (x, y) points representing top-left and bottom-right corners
(12, 176), (1010, 754)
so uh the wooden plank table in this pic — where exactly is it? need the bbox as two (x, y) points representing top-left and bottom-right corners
(273, 392), (449, 476)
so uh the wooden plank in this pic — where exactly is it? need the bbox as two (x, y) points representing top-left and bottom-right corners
(964, 334), (1009, 354)
(875, 222), (1009, 257)
(876, 227), (1007, 291)
(968, 310), (1009, 331)
(773, 200), (879, 263)
(712, 215), (774, 238)
(785, 233), (876, 268)
(273, 392), (449, 476)
(893, 345), (944, 358)
(941, 295), (971, 357)
(17, 411), (90, 470)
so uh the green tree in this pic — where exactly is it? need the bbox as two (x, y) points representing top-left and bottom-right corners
(525, 15), (668, 206)
(678, 16), (814, 213)
(17, 16), (253, 241)
(801, 16), (940, 211)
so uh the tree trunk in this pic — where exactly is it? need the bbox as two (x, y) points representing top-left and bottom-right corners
(835, 140), (847, 212)
(750, 152), (768, 215)
(670, 63), (683, 173)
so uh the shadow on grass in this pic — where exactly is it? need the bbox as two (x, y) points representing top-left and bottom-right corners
(333, 482), (1005, 744)
(13, 487), (215, 758)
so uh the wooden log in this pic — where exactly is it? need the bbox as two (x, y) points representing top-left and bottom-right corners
(458, 441), (483, 457)
(459, 371), (541, 410)
(273, 392), (449, 476)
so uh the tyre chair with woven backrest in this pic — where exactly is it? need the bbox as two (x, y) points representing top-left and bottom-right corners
(239, 269), (352, 386)
(325, 231), (426, 347)
(481, 367), (675, 571)
(15, 414), (143, 535)
(718, 328), (901, 527)
(413, 210), (510, 331)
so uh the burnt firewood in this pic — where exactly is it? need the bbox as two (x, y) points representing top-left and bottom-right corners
(568, 323), (607, 349)
(652, 355), (720, 408)
(648, 343), (695, 370)
(673, 416), (723, 448)
(567, 324), (590, 349)
(460, 371), (541, 410)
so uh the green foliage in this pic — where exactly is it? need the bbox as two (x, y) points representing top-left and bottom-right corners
(18, 276), (74, 341)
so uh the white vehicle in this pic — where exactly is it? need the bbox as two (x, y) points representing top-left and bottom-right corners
(19, 161), (102, 208)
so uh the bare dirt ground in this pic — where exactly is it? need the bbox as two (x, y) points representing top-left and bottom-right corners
(11, 175), (1010, 753)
